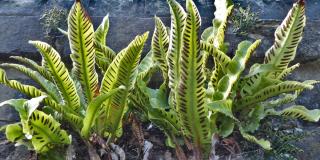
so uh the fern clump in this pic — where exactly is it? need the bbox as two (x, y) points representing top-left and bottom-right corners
(129, 0), (319, 159)
(0, 0), (149, 158)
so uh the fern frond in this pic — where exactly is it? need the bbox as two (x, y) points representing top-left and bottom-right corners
(264, 1), (305, 77)
(238, 81), (314, 108)
(100, 32), (148, 138)
(0, 63), (61, 102)
(239, 126), (271, 150)
(94, 41), (116, 73)
(0, 68), (66, 114)
(152, 16), (169, 79)
(95, 14), (109, 45)
(68, 1), (99, 102)
(167, 0), (186, 90)
(28, 110), (71, 153)
(276, 63), (300, 80)
(10, 56), (53, 82)
(267, 105), (320, 122)
(176, 0), (209, 146)
(29, 41), (81, 113)
(213, 40), (261, 100)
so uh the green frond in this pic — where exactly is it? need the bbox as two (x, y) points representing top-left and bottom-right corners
(262, 93), (298, 108)
(29, 41), (81, 113)
(237, 81), (314, 108)
(81, 86), (125, 139)
(167, 0), (186, 90)
(213, 40), (261, 100)
(209, 4), (233, 48)
(137, 51), (157, 82)
(239, 126), (271, 150)
(239, 65), (281, 97)
(10, 56), (53, 82)
(207, 100), (238, 122)
(200, 41), (231, 69)
(148, 107), (181, 136)
(264, 1), (306, 77)
(152, 16), (169, 79)
(241, 105), (265, 133)
(176, 0), (209, 146)
(0, 63), (61, 102)
(276, 63), (300, 80)
(5, 124), (23, 142)
(0, 68), (66, 114)
(68, 1), (99, 102)
(99, 32), (148, 138)
(267, 105), (320, 122)
(28, 110), (71, 153)
(94, 41), (116, 73)
(95, 14), (109, 45)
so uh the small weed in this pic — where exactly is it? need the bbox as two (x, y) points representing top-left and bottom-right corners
(40, 6), (68, 39)
(231, 5), (259, 35)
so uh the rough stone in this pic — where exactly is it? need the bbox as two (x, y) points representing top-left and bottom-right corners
(234, 0), (320, 20)
(226, 20), (320, 62)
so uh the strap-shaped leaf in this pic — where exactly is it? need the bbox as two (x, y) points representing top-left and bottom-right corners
(148, 107), (181, 135)
(68, 0), (99, 102)
(200, 41), (231, 69)
(95, 14), (109, 45)
(152, 16), (169, 79)
(176, 0), (209, 145)
(28, 110), (71, 153)
(0, 63), (61, 102)
(213, 40), (261, 100)
(237, 81), (314, 108)
(10, 56), (53, 82)
(100, 32), (148, 138)
(6, 124), (24, 142)
(81, 86), (125, 139)
(167, 0), (186, 90)
(209, 1), (233, 48)
(207, 100), (238, 122)
(267, 105), (320, 122)
(264, 0), (305, 76)
(0, 68), (67, 114)
(137, 51), (157, 82)
(29, 41), (81, 113)
(239, 126), (271, 150)
(276, 63), (300, 80)
(95, 41), (116, 73)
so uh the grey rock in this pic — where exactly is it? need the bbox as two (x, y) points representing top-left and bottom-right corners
(0, 16), (45, 59)
(5, 145), (32, 160)
(234, 0), (320, 20)
(226, 20), (320, 62)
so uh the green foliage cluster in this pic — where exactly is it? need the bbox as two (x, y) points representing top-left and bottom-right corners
(231, 5), (259, 35)
(40, 6), (68, 38)
(0, 0), (318, 159)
